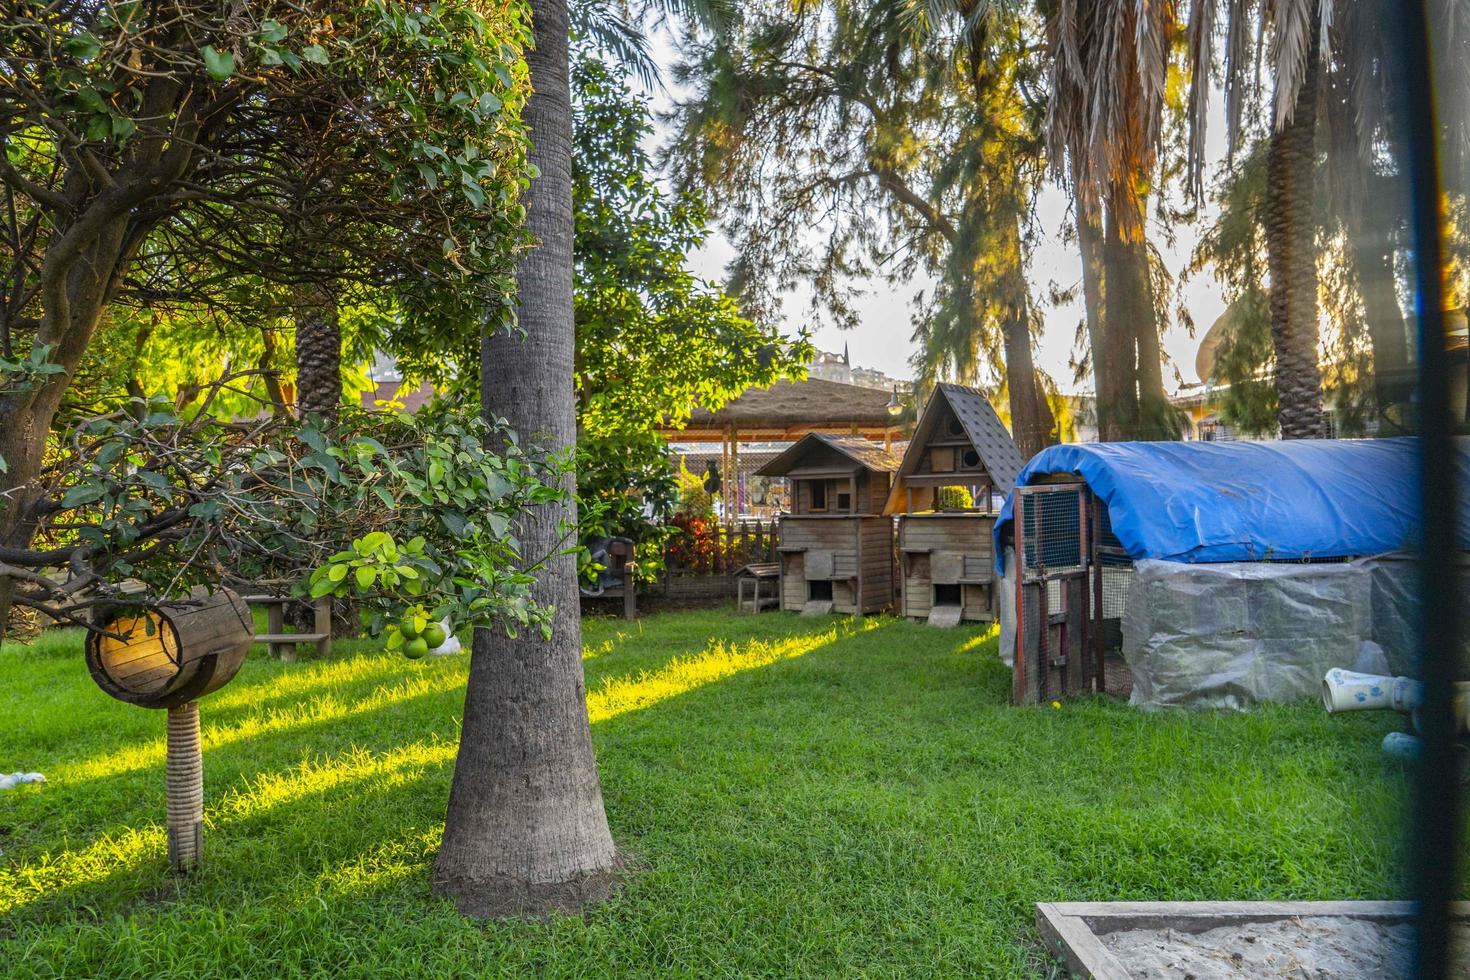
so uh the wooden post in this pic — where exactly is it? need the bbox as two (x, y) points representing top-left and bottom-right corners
(730, 428), (740, 516)
(267, 600), (289, 663)
(313, 597), (332, 658)
(621, 543), (636, 621)
(165, 703), (204, 872)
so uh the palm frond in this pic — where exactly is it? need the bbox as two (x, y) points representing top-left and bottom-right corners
(1185, 0), (1216, 201)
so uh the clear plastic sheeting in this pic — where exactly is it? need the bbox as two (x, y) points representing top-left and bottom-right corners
(1355, 552), (1470, 678)
(1122, 559), (1371, 710)
(998, 546), (1017, 668)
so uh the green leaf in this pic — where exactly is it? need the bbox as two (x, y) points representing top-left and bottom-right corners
(201, 46), (235, 81)
(310, 577), (338, 599)
(67, 33), (102, 61)
(259, 19), (288, 43)
(327, 564), (349, 583)
(61, 485), (105, 508)
(355, 567), (376, 589)
(302, 44), (329, 65)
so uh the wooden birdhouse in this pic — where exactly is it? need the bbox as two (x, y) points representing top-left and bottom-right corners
(883, 384), (1025, 627)
(86, 589), (254, 871)
(756, 433), (900, 616)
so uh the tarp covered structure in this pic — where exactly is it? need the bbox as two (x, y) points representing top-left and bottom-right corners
(996, 437), (1470, 571)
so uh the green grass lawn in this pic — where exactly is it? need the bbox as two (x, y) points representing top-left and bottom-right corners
(0, 611), (1421, 977)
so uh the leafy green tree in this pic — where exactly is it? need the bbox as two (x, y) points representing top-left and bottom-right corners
(572, 53), (809, 440)
(570, 52), (806, 566)
(671, 2), (1059, 456)
(1, 388), (563, 645)
(0, 1), (530, 570)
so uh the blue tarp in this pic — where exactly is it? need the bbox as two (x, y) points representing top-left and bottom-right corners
(995, 437), (1470, 572)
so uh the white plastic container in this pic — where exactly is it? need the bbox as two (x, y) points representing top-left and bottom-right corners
(1321, 669), (1422, 713)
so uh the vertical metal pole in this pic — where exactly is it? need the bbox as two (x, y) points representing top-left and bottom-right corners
(1091, 497), (1106, 694)
(165, 702), (204, 872)
(1395, 5), (1463, 975)
(1012, 500), (1027, 706)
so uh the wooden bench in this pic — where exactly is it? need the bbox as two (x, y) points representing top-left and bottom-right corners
(735, 562), (781, 614)
(243, 593), (332, 662)
(579, 539), (636, 620)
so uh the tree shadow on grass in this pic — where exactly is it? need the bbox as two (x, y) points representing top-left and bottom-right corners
(5, 614), (1397, 976)
(1, 615), (899, 936)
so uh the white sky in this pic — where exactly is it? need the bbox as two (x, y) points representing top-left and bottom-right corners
(643, 31), (1233, 396)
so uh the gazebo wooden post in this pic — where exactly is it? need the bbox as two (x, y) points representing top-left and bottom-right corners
(730, 426), (740, 517)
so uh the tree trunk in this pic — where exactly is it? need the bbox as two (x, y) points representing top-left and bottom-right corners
(1098, 193), (1177, 441)
(433, 0), (619, 918)
(258, 326), (291, 419)
(292, 282), (343, 423)
(1265, 7), (1326, 439)
(0, 218), (134, 634)
(999, 215), (1055, 459)
(1349, 174), (1413, 428)
(1127, 239), (1175, 440)
(1075, 180), (1110, 435)
(1099, 204), (1142, 439)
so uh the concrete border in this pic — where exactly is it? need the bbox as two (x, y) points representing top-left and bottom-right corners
(1035, 900), (1470, 979)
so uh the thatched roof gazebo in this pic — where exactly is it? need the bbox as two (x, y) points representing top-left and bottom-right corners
(658, 377), (906, 516)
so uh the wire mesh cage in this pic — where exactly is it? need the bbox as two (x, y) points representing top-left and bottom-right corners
(1010, 481), (1148, 704)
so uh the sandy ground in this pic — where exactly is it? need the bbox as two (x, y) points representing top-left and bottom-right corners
(1100, 917), (1470, 979)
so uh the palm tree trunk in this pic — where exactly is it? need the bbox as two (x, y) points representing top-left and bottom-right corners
(292, 282), (342, 423)
(433, 0), (619, 917)
(1265, 5), (1326, 439)
(1100, 203), (1142, 439)
(1350, 175), (1413, 428)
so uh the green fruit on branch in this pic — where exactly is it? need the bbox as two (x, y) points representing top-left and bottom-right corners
(403, 637), (429, 660)
(399, 614), (423, 639)
(421, 623), (448, 649)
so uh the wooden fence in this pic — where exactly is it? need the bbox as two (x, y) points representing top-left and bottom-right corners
(662, 519), (780, 599)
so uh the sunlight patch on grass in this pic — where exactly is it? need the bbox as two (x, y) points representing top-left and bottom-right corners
(215, 739), (456, 822)
(582, 627), (638, 661)
(0, 823), (159, 917)
(61, 664), (467, 784)
(955, 625), (999, 654)
(207, 654), (409, 711)
(586, 619), (879, 723)
(1, 739), (456, 916)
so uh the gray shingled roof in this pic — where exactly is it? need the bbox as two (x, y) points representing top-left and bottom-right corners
(933, 384), (1026, 493)
(755, 433), (901, 477)
(884, 384), (1025, 507)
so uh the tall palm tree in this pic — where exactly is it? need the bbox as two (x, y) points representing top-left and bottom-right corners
(292, 281), (342, 422)
(1184, 0), (1332, 437)
(1262, 0), (1326, 437)
(434, 0), (619, 917)
(1043, 0), (1180, 440)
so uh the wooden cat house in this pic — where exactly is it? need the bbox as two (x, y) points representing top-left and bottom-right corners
(883, 383), (1025, 627)
(756, 434), (901, 616)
